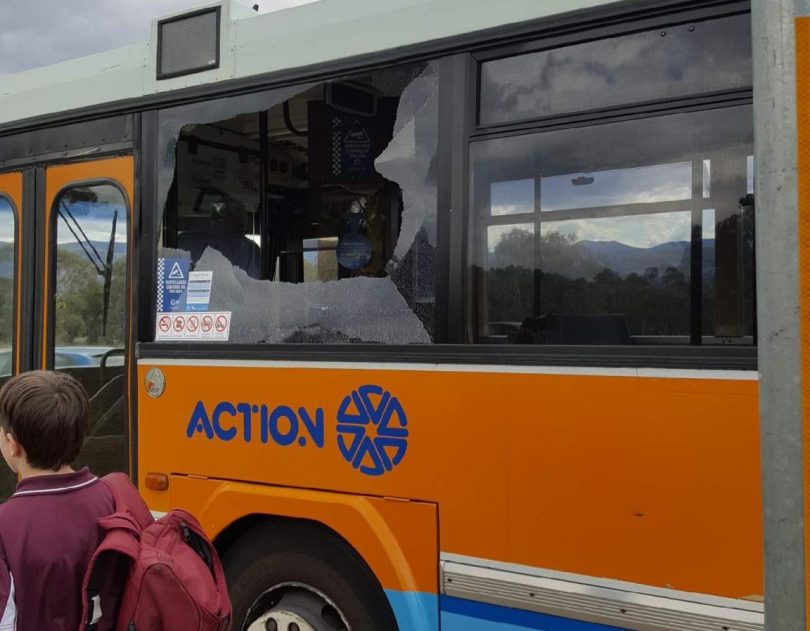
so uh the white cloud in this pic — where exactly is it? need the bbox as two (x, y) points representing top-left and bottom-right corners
(0, 201), (13, 243)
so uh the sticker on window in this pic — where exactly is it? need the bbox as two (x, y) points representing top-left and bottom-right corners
(155, 311), (231, 341)
(157, 257), (189, 312)
(186, 270), (213, 311)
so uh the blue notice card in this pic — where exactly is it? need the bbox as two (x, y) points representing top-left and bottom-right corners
(157, 257), (189, 312)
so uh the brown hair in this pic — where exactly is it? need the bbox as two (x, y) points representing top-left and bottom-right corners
(0, 371), (88, 470)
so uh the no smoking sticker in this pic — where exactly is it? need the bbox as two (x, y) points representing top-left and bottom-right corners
(155, 311), (231, 341)
(187, 315), (200, 333)
(201, 315), (213, 332)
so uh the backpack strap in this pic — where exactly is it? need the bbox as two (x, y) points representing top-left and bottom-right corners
(81, 512), (143, 631)
(102, 472), (154, 529)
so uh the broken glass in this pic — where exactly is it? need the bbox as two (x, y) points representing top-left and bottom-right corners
(155, 61), (440, 344)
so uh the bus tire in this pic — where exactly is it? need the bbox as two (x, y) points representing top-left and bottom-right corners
(224, 520), (399, 631)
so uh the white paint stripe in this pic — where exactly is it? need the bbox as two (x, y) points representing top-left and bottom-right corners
(440, 552), (764, 613)
(12, 476), (98, 497)
(139, 358), (758, 381)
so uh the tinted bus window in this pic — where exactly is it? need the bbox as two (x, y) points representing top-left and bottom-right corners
(54, 184), (128, 475)
(158, 61), (439, 344)
(470, 105), (754, 344)
(479, 14), (752, 125)
(0, 197), (13, 379)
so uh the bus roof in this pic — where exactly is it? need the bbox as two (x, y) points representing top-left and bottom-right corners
(0, 0), (618, 129)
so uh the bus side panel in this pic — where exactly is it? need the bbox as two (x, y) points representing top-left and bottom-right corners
(137, 362), (761, 599)
(139, 362), (510, 559)
(166, 475), (439, 631)
(507, 374), (762, 597)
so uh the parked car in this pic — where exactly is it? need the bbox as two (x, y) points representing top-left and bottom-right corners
(0, 346), (124, 377)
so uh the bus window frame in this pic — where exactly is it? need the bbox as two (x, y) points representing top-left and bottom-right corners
(466, 4), (754, 349)
(135, 0), (757, 371)
(45, 177), (133, 371)
(466, 106), (755, 347)
(0, 191), (19, 377)
(470, 1), (752, 131)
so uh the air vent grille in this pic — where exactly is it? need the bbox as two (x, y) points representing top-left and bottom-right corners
(157, 7), (220, 80)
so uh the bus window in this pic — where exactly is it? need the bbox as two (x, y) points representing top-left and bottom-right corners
(53, 184), (128, 475)
(0, 197), (14, 380)
(158, 61), (439, 344)
(470, 105), (754, 344)
(479, 13), (752, 126)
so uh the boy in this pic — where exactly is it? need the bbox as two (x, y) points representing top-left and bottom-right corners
(0, 370), (114, 630)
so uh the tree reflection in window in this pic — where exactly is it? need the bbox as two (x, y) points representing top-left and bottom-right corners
(55, 185), (127, 349)
(53, 183), (129, 478)
(472, 106), (753, 344)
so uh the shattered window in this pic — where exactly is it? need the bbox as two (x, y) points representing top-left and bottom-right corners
(156, 61), (439, 344)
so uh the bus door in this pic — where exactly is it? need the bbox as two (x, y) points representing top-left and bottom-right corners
(40, 157), (134, 478)
(0, 170), (30, 496)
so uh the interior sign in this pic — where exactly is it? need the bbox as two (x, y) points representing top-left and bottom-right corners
(186, 270), (213, 311)
(157, 257), (189, 312)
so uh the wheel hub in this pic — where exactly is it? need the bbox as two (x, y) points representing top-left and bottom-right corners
(245, 585), (348, 631)
(249, 609), (314, 631)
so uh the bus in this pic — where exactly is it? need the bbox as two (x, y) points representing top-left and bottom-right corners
(0, 0), (806, 629)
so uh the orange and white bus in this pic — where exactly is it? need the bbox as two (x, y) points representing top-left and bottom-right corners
(0, 0), (808, 629)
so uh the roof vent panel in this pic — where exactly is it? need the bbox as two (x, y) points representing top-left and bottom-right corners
(157, 7), (221, 80)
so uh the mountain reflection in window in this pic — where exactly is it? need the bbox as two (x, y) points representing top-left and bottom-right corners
(484, 214), (691, 340)
(471, 106), (753, 344)
(538, 214), (691, 336)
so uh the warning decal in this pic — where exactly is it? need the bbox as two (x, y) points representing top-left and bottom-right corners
(157, 257), (190, 313)
(155, 311), (231, 341)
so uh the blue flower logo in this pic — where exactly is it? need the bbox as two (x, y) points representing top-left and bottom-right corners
(337, 385), (408, 476)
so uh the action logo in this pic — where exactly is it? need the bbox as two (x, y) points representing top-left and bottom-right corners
(336, 385), (409, 477)
(185, 384), (409, 477)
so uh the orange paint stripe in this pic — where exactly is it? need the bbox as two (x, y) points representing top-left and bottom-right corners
(797, 19), (810, 629)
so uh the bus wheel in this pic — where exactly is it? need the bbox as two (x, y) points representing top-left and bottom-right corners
(224, 521), (398, 631)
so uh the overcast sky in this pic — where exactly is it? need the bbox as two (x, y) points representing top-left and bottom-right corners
(0, 0), (316, 75)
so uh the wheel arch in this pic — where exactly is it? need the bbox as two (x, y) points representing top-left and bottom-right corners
(172, 475), (439, 631)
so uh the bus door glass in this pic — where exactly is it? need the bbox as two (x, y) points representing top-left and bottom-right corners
(0, 172), (23, 496)
(0, 173), (22, 384)
(43, 157), (133, 477)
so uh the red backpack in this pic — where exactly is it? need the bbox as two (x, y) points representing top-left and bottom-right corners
(80, 473), (232, 631)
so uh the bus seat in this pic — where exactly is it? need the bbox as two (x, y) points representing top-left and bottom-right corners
(532, 313), (632, 345)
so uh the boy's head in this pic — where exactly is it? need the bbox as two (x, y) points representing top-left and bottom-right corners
(0, 371), (88, 473)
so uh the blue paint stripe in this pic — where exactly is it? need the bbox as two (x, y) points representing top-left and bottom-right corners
(440, 596), (628, 631)
(385, 589), (438, 631)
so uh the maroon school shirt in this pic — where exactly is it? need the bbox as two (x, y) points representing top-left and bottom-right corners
(0, 468), (114, 630)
